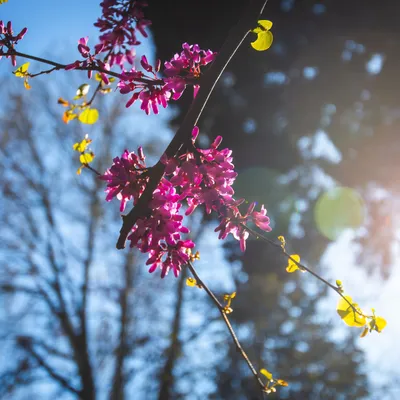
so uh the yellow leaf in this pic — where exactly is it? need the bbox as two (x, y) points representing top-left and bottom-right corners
(62, 110), (77, 124)
(80, 152), (95, 164)
(336, 295), (366, 327)
(286, 254), (301, 273)
(186, 277), (197, 287)
(260, 368), (273, 381)
(278, 235), (286, 249)
(73, 137), (92, 152)
(100, 88), (112, 94)
(360, 327), (369, 338)
(252, 20), (273, 33)
(374, 316), (387, 333)
(251, 20), (273, 52)
(14, 62), (30, 77)
(76, 166), (83, 175)
(0, 0), (9, 4)
(251, 31), (273, 51)
(223, 292), (236, 301)
(276, 379), (289, 387)
(23, 80), (31, 90)
(79, 108), (99, 124)
(76, 83), (90, 97)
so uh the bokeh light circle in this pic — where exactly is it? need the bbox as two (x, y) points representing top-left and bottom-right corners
(314, 187), (365, 240)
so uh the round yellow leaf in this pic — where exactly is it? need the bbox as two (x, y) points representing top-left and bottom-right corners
(375, 316), (387, 332)
(251, 31), (273, 51)
(79, 108), (99, 124)
(286, 254), (300, 273)
(337, 296), (366, 327)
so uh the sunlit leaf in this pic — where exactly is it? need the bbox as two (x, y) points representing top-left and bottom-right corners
(278, 235), (286, 249)
(23, 80), (31, 90)
(78, 108), (99, 124)
(336, 295), (366, 327)
(0, 0), (9, 4)
(374, 316), (387, 333)
(276, 379), (289, 387)
(286, 254), (301, 273)
(223, 292), (236, 301)
(79, 152), (95, 164)
(251, 20), (273, 51)
(360, 327), (369, 338)
(62, 110), (77, 124)
(260, 368), (273, 381)
(253, 20), (273, 33)
(73, 137), (92, 152)
(13, 62), (30, 77)
(75, 83), (90, 99)
(100, 88), (112, 94)
(186, 277), (197, 287)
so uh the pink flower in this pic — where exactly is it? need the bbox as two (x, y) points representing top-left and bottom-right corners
(0, 20), (28, 66)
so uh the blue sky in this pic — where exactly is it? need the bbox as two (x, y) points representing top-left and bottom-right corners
(1, 1), (399, 398)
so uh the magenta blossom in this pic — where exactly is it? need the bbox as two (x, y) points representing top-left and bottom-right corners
(0, 21), (28, 66)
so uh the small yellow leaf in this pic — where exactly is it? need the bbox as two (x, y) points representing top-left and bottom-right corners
(73, 137), (92, 152)
(79, 108), (99, 124)
(251, 31), (273, 51)
(0, 0), (9, 4)
(336, 279), (343, 287)
(62, 110), (77, 124)
(251, 20), (273, 52)
(80, 152), (95, 164)
(374, 316), (387, 333)
(286, 254), (301, 273)
(278, 235), (286, 249)
(14, 62), (30, 77)
(252, 20), (273, 33)
(360, 327), (369, 338)
(260, 368), (273, 381)
(23, 80), (31, 90)
(186, 277), (197, 287)
(276, 379), (289, 387)
(336, 295), (366, 327)
(76, 83), (90, 97)
(100, 88), (112, 94)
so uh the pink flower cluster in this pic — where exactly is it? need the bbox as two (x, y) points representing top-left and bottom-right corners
(101, 128), (271, 277)
(164, 43), (217, 99)
(64, 0), (216, 115)
(66, 37), (110, 80)
(94, 0), (150, 68)
(117, 43), (217, 114)
(0, 21), (28, 66)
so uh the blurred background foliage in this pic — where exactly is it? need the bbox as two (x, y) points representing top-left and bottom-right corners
(1, 0), (400, 399)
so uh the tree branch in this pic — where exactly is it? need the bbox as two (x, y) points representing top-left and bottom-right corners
(19, 338), (80, 396)
(187, 261), (266, 396)
(116, 0), (269, 249)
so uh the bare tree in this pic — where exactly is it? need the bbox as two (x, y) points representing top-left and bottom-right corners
(0, 80), (177, 400)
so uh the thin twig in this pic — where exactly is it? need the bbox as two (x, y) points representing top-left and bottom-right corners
(1, 49), (163, 86)
(243, 224), (371, 319)
(186, 261), (266, 397)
